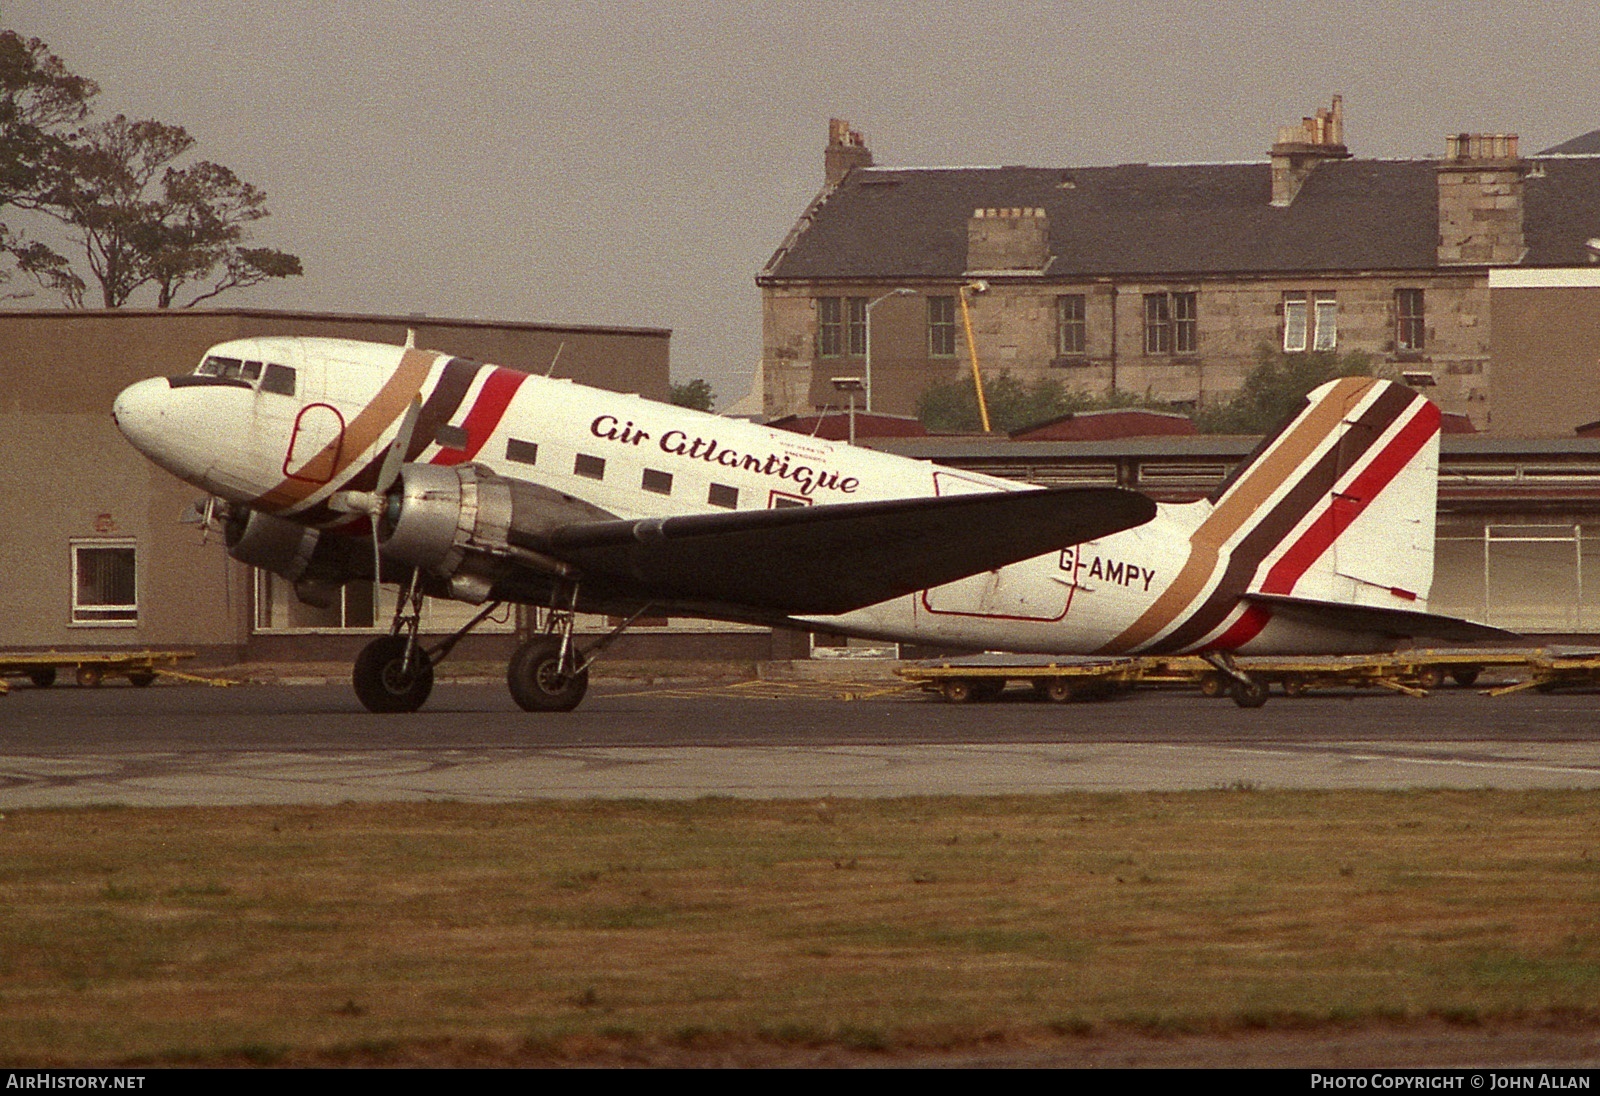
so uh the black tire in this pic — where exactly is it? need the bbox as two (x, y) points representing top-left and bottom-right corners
(127, 671), (156, 688)
(1451, 668), (1481, 688)
(940, 678), (976, 704)
(1416, 665), (1446, 690)
(353, 635), (434, 713)
(507, 638), (589, 712)
(1230, 677), (1270, 708)
(1035, 677), (1075, 703)
(28, 667), (55, 688)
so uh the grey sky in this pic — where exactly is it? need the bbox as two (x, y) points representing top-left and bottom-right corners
(9, 1), (1599, 405)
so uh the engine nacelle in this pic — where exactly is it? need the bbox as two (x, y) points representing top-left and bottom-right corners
(379, 463), (612, 603)
(226, 507), (322, 581)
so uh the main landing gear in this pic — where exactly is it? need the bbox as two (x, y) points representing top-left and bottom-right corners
(351, 573), (645, 715)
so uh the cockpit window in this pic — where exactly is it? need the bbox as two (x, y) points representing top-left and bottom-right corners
(241, 360), (263, 381)
(197, 355), (241, 378)
(260, 362), (297, 396)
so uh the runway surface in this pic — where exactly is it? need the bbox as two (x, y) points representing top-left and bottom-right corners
(3, 676), (1598, 806)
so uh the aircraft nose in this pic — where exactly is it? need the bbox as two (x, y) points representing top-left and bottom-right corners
(112, 377), (172, 457)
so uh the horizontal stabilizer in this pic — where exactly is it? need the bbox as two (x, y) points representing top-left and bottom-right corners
(536, 486), (1156, 616)
(1242, 592), (1518, 644)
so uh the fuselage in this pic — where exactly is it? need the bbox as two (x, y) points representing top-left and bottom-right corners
(113, 335), (1440, 658)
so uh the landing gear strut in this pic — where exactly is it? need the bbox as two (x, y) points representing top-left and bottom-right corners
(352, 569), (502, 714)
(1201, 651), (1269, 709)
(506, 583), (650, 713)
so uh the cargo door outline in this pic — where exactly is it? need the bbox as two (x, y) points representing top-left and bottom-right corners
(918, 470), (1073, 621)
(284, 402), (346, 483)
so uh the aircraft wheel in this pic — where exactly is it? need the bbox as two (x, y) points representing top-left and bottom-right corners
(1415, 665), (1447, 690)
(1451, 668), (1481, 688)
(127, 671), (156, 688)
(940, 678), (976, 704)
(353, 635), (434, 713)
(1229, 678), (1269, 708)
(1035, 678), (1075, 703)
(75, 666), (103, 688)
(507, 638), (589, 712)
(1199, 671), (1228, 699)
(28, 668), (55, 688)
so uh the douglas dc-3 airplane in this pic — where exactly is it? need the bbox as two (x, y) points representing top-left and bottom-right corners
(113, 334), (1506, 713)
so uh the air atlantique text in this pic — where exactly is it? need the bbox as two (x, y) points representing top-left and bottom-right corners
(591, 416), (859, 497)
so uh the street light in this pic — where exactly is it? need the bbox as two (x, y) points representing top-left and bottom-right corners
(831, 376), (866, 446)
(863, 287), (914, 413)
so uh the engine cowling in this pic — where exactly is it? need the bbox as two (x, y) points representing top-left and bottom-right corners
(226, 507), (322, 581)
(378, 463), (613, 603)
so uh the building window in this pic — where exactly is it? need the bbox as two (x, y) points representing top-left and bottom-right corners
(1143, 291), (1196, 355)
(574, 453), (606, 479)
(642, 468), (673, 495)
(71, 540), (137, 625)
(928, 296), (957, 357)
(818, 297), (843, 357)
(708, 483), (738, 509)
(1284, 290), (1337, 352)
(1397, 289), (1426, 351)
(847, 297), (868, 355)
(1057, 295), (1086, 356)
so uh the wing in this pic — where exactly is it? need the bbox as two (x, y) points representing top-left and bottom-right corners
(523, 486), (1156, 616)
(1241, 592), (1518, 644)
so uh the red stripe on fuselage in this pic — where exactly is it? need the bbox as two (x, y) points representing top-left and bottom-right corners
(431, 368), (527, 466)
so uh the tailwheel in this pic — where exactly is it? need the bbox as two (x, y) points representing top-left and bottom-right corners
(1229, 677), (1270, 708)
(353, 635), (435, 713)
(508, 637), (589, 712)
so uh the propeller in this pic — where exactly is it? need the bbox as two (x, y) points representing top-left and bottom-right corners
(330, 395), (423, 605)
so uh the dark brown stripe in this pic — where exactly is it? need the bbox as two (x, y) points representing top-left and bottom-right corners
(339, 357), (484, 492)
(1145, 384), (1418, 653)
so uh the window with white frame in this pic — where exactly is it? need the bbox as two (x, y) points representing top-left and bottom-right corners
(71, 539), (137, 625)
(1284, 290), (1337, 352)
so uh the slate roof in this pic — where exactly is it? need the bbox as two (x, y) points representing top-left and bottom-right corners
(761, 153), (1600, 282)
(1539, 130), (1600, 156)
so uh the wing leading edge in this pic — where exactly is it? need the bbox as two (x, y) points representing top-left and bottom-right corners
(524, 486), (1157, 616)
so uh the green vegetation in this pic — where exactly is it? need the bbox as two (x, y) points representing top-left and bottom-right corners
(669, 378), (716, 412)
(917, 348), (1380, 436)
(0, 791), (1596, 1065)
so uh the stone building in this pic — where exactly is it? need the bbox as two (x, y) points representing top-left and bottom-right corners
(758, 105), (1600, 432)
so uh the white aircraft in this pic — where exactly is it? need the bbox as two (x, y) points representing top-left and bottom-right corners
(113, 335), (1503, 712)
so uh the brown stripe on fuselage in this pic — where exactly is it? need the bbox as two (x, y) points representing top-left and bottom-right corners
(252, 347), (442, 513)
(1096, 377), (1379, 653)
(1142, 382), (1417, 654)
(338, 356), (485, 493)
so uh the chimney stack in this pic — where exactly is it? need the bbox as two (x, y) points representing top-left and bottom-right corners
(1269, 95), (1351, 207)
(825, 118), (873, 187)
(1437, 134), (1527, 265)
(967, 207), (1050, 272)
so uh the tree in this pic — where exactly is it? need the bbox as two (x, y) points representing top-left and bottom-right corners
(1192, 347), (1377, 434)
(0, 27), (96, 295)
(917, 371), (1173, 434)
(669, 378), (715, 412)
(39, 114), (302, 308)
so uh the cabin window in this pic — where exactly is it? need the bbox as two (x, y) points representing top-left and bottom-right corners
(574, 453), (606, 480)
(708, 483), (738, 509)
(261, 363), (296, 396)
(642, 468), (673, 495)
(769, 491), (811, 508)
(506, 438), (538, 465)
(71, 539), (137, 626)
(434, 424), (469, 450)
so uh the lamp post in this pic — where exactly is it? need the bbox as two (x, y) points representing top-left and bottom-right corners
(863, 287), (914, 413)
(830, 376), (866, 446)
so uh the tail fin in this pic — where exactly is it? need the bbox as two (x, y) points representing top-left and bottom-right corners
(1100, 376), (1442, 655)
(1221, 375), (1441, 608)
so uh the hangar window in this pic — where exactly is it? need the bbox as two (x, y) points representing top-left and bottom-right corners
(71, 540), (137, 626)
(708, 483), (738, 509)
(574, 453), (606, 480)
(642, 468), (673, 495)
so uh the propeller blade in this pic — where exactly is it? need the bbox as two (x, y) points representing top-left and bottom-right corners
(375, 396), (423, 497)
